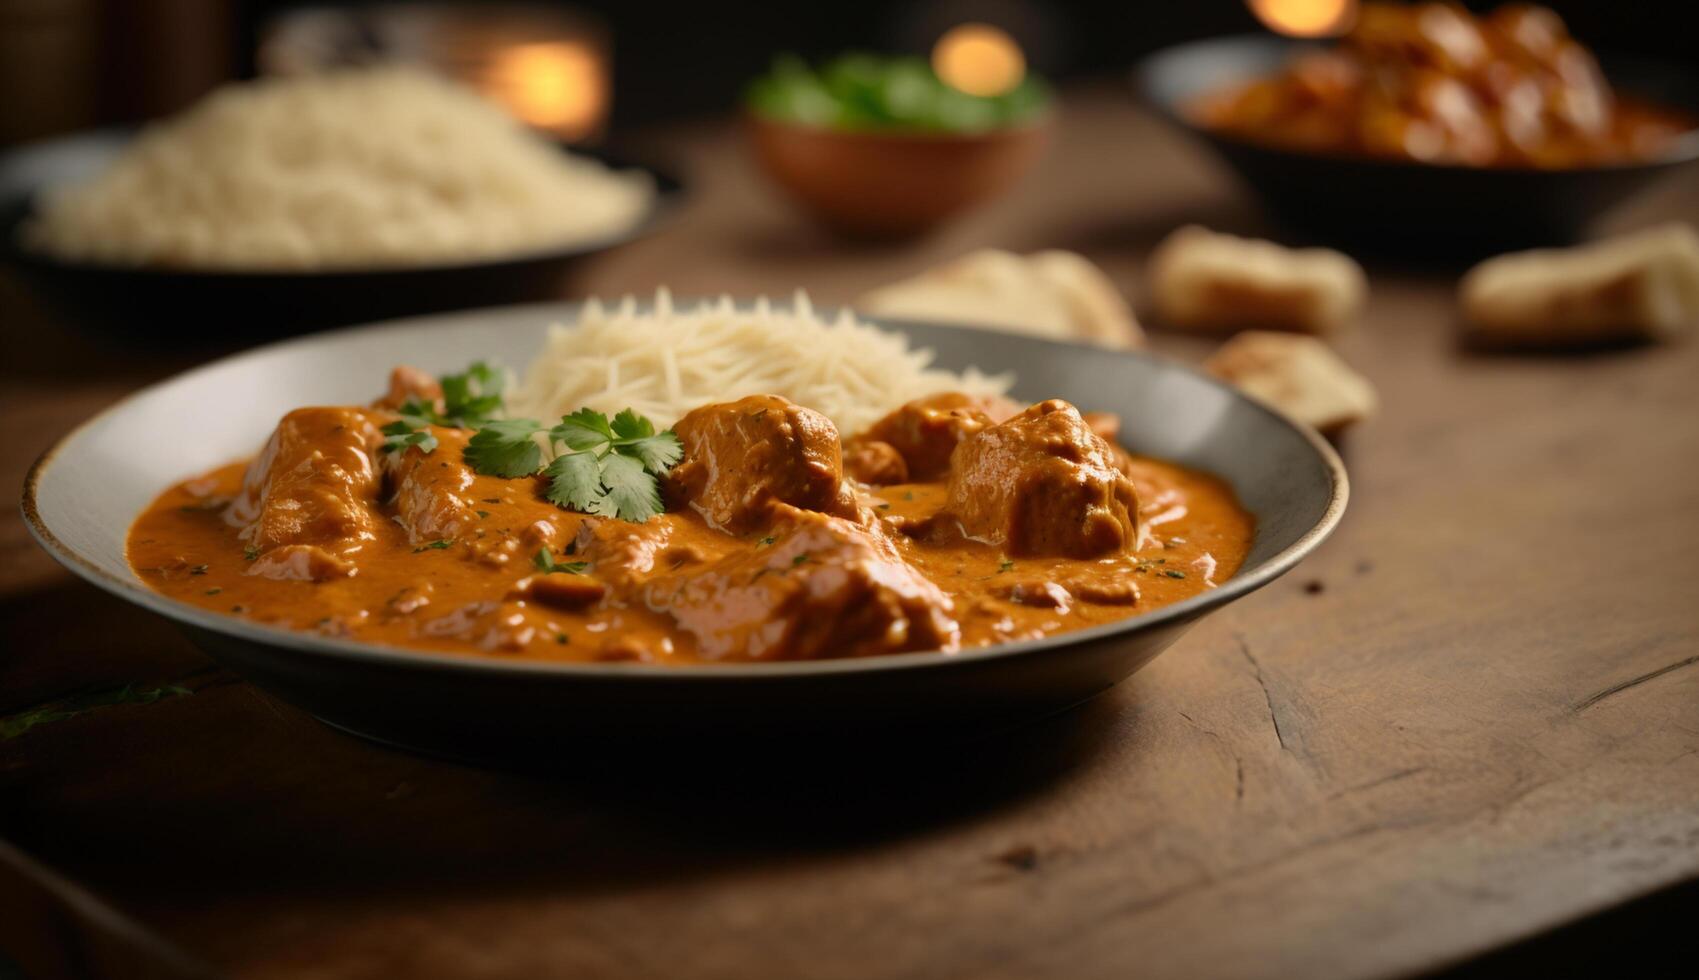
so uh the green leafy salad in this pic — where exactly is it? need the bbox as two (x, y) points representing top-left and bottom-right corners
(745, 53), (1050, 133)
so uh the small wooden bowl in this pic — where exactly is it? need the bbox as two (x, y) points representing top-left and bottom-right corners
(748, 114), (1051, 239)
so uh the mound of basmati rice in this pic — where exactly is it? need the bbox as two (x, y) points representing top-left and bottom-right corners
(509, 291), (1013, 435)
(26, 65), (653, 270)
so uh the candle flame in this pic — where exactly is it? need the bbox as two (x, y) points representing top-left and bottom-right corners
(1248, 0), (1359, 38)
(932, 23), (1026, 98)
(484, 40), (606, 139)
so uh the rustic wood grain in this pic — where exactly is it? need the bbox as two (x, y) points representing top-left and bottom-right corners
(3, 84), (1697, 980)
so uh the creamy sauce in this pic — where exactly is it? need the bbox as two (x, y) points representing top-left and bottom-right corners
(129, 455), (1252, 665)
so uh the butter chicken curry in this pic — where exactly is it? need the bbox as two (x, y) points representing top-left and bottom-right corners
(129, 367), (1253, 665)
(1193, 2), (1695, 170)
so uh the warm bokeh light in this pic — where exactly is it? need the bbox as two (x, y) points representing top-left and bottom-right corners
(1248, 0), (1359, 38)
(482, 40), (607, 139)
(932, 23), (1027, 98)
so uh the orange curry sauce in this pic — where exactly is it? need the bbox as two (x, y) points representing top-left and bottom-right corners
(129, 392), (1253, 666)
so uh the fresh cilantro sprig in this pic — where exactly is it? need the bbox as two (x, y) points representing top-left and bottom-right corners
(381, 412), (440, 455)
(464, 419), (544, 477)
(437, 361), (505, 427)
(540, 408), (682, 523)
(393, 387), (679, 523)
(380, 361), (508, 456)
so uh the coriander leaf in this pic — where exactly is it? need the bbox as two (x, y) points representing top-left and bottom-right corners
(439, 361), (506, 426)
(381, 417), (439, 456)
(394, 398), (442, 424)
(617, 431), (683, 474)
(610, 408), (654, 440)
(464, 419), (543, 477)
(550, 408), (615, 451)
(599, 452), (663, 522)
(541, 406), (674, 523)
(586, 491), (623, 519)
(544, 451), (606, 511)
(533, 547), (589, 575)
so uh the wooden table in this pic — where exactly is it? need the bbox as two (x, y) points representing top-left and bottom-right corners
(4, 85), (1698, 979)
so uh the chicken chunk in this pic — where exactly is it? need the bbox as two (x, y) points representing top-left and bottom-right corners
(382, 426), (478, 544)
(641, 504), (960, 661)
(1081, 411), (1121, 444)
(843, 438), (910, 485)
(667, 395), (857, 533)
(374, 365), (443, 411)
(246, 544), (357, 582)
(847, 392), (1022, 483)
(225, 407), (384, 563)
(943, 399), (1140, 559)
(575, 517), (690, 590)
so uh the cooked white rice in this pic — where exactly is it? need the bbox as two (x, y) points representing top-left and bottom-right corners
(25, 65), (654, 270)
(509, 290), (1013, 434)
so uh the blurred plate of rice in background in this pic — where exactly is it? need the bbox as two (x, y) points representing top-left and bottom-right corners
(0, 65), (684, 340)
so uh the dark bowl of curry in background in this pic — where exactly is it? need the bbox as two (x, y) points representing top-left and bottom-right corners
(745, 54), (1053, 239)
(1134, 9), (1699, 255)
(0, 130), (684, 342)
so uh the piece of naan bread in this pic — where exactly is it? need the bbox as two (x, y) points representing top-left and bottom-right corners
(1460, 223), (1699, 348)
(856, 249), (1144, 348)
(1205, 331), (1377, 435)
(1147, 225), (1367, 336)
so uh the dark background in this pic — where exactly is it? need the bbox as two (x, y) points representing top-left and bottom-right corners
(3, 0), (1696, 146)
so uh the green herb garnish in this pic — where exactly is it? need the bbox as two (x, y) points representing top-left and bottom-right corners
(383, 378), (680, 524)
(412, 539), (454, 553)
(998, 559), (1015, 574)
(534, 547), (588, 575)
(437, 361), (505, 427)
(463, 418), (544, 477)
(539, 408), (681, 523)
(758, 536), (776, 546)
(381, 361), (507, 456)
(380, 415), (439, 456)
(746, 52), (1050, 133)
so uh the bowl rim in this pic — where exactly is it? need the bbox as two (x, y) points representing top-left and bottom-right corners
(1131, 33), (1699, 177)
(20, 305), (1350, 681)
(743, 107), (1056, 145)
(0, 132), (688, 279)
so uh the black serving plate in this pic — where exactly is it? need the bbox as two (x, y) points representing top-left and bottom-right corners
(1134, 35), (1699, 256)
(0, 129), (684, 341)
